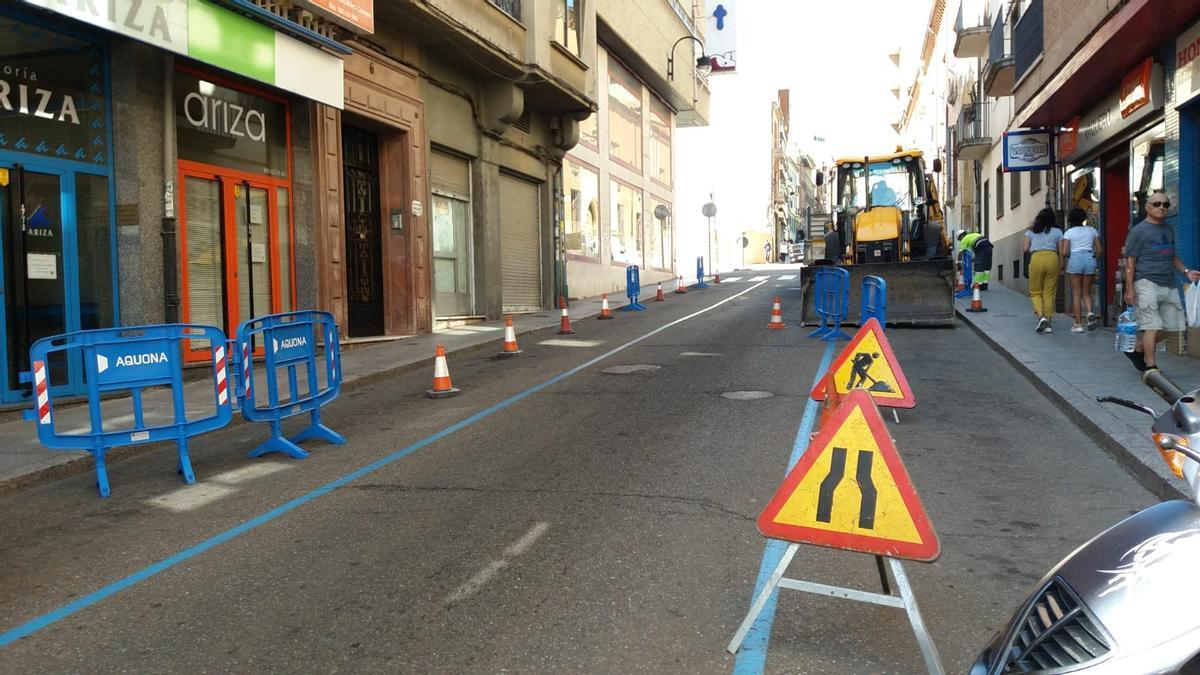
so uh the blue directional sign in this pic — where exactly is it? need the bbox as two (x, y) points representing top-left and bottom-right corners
(94, 338), (176, 387)
(271, 323), (313, 364)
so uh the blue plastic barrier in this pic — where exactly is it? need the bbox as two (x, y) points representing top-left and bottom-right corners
(234, 310), (345, 459)
(809, 267), (851, 341)
(21, 324), (234, 497)
(696, 257), (710, 289)
(955, 251), (974, 299)
(861, 275), (888, 327)
(621, 265), (647, 311)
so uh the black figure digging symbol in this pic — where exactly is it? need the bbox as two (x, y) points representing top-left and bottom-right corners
(816, 448), (878, 529)
(846, 352), (895, 393)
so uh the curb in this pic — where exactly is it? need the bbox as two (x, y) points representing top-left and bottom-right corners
(956, 307), (1185, 501)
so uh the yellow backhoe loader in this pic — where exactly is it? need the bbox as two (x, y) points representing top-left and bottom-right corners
(800, 149), (956, 327)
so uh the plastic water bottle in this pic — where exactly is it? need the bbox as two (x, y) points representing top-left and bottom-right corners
(1115, 307), (1138, 353)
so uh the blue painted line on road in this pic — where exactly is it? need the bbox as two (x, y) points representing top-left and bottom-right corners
(0, 280), (771, 648)
(733, 340), (837, 675)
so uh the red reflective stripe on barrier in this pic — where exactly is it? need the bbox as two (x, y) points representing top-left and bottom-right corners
(34, 361), (50, 425)
(242, 343), (252, 397)
(214, 346), (228, 406)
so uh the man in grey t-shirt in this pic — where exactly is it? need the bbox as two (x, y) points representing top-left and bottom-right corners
(1122, 191), (1200, 371)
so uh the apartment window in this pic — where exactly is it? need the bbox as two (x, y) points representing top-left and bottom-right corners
(610, 180), (643, 265)
(1010, 170), (1021, 209)
(1030, 168), (1041, 195)
(995, 165), (1004, 218)
(554, 0), (582, 56)
(649, 97), (672, 186)
(579, 112), (598, 149)
(563, 159), (600, 259)
(608, 56), (643, 171)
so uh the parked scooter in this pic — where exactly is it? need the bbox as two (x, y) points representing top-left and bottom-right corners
(971, 370), (1200, 674)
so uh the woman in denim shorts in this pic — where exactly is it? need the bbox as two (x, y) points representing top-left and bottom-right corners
(1059, 208), (1102, 333)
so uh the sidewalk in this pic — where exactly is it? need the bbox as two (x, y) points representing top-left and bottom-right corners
(956, 283), (1200, 498)
(0, 278), (693, 495)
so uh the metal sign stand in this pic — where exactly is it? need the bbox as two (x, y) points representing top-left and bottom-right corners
(727, 543), (944, 674)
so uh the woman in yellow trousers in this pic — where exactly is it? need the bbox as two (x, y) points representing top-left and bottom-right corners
(1023, 208), (1064, 333)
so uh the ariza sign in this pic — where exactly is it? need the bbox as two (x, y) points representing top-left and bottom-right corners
(175, 71), (289, 178)
(183, 88), (270, 142)
(23, 0), (189, 54)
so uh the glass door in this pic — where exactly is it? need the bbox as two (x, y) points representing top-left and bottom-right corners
(234, 182), (274, 328)
(0, 165), (72, 402)
(432, 194), (473, 316)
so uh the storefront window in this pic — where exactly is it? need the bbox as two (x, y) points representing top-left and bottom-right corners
(608, 57), (643, 171)
(579, 113), (598, 149)
(648, 198), (672, 270)
(564, 160), (600, 258)
(277, 187), (293, 312)
(610, 181), (643, 265)
(1069, 165), (1101, 226)
(1130, 123), (1166, 224)
(650, 99), (672, 186)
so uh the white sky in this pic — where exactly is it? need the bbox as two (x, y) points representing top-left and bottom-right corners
(675, 0), (932, 269)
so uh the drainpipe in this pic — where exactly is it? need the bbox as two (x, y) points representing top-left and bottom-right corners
(162, 55), (180, 323)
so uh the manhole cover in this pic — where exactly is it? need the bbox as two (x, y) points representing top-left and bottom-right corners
(721, 391), (774, 400)
(602, 364), (661, 375)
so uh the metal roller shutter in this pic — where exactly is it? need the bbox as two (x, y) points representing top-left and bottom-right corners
(499, 173), (542, 312)
(430, 150), (470, 198)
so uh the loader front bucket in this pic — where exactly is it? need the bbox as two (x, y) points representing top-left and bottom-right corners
(799, 259), (957, 327)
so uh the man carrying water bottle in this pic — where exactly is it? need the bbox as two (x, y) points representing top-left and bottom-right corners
(1123, 191), (1200, 372)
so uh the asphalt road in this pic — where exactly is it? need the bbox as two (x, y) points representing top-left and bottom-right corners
(0, 278), (1157, 673)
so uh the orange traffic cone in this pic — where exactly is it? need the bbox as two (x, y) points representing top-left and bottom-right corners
(598, 294), (614, 320)
(675, 276), (688, 294)
(655, 283), (665, 302)
(498, 316), (523, 357)
(714, 272), (721, 284)
(768, 295), (786, 329)
(966, 283), (988, 313)
(955, 264), (966, 292)
(426, 345), (461, 398)
(558, 297), (576, 334)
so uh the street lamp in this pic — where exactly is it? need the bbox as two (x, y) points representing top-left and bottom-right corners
(668, 35), (712, 81)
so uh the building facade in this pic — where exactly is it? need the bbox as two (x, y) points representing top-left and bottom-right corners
(561, 0), (711, 299)
(2, 0), (345, 404)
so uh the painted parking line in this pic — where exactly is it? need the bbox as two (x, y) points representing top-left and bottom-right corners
(720, 277), (744, 282)
(0, 279), (772, 648)
(732, 340), (837, 674)
(777, 274), (797, 280)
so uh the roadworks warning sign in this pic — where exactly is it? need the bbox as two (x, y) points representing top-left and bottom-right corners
(810, 318), (914, 408)
(758, 389), (939, 561)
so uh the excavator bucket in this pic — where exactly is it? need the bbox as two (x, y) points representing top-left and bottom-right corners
(799, 258), (957, 327)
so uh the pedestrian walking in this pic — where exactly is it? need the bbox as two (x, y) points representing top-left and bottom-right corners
(1059, 207), (1102, 333)
(1024, 208), (1063, 333)
(764, 240), (772, 264)
(1122, 191), (1200, 371)
(956, 230), (994, 289)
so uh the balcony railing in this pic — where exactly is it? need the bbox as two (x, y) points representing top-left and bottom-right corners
(489, 0), (521, 21)
(983, 13), (1015, 97)
(1013, 0), (1043, 83)
(954, 102), (991, 161)
(953, 1), (990, 58)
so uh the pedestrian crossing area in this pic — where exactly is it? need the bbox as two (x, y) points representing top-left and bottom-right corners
(708, 273), (803, 283)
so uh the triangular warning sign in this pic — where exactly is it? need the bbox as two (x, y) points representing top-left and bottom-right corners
(811, 318), (914, 408)
(758, 389), (939, 561)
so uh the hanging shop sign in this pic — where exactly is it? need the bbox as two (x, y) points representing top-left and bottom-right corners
(0, 14), (109, 165)
(1059, 62), (1163, 164)
(704, 0), (736, 74)
(22, 0), (343, 109)
(296, 0), (374, 34)
(1002, 128), (1054, 172)
(175, 70), (288, 178)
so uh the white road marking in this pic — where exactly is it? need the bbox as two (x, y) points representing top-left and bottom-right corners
(749, 275), (769, 281)
(446, 522), (550, 604)
(680, 351), (722, 357)
(777, 274), (797, 280)
(538, 339), (604, 348)
(208, 462), (292, 485)
(720, 276), (744, 282)
(145, 484), (236, 512)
